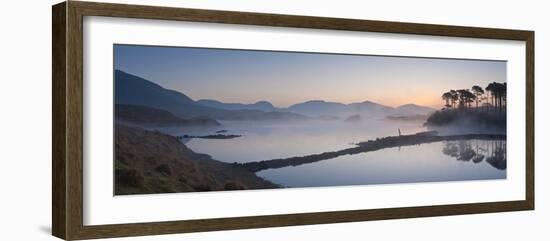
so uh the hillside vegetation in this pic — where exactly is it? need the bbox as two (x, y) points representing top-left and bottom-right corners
(115, 124), (277, 195)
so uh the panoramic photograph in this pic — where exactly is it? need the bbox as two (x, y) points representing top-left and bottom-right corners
(113, 44), (507, 195)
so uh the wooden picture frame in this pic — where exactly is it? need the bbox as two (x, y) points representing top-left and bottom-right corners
(52, 1), (534, 240)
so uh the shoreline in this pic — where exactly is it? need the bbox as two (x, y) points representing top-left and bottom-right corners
(239, 132), (506, 172)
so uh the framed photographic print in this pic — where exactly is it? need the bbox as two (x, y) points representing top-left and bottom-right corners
(52, 1), (534, 240)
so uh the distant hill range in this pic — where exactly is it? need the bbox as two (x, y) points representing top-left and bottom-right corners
(394, 104), (436, 116)
(115, 104), (221, 127)
(115, 70), (307, 121)
(196, 99), (394, 117)
(196, 99), (279, 112)
(287, 100), (393, 118)
(197, 99), (435, 119)
(115, 70), (435, 121)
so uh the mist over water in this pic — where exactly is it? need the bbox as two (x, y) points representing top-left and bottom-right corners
(156, 119), (506, 187)
(159, 119), (426, 163)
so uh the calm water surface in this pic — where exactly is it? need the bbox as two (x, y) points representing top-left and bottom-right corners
(157, 119), (506, 187)
(258, 139), (505, 187)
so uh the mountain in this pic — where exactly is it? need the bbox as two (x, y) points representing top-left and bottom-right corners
(395, 104), (436, 116)
(348, 100), (395, 116)
(115, 104), (220, 127)
(287, 100), (396, 118)
(115, 70), (308, 121)
(287, 100), (349, 117)
(196, 99), (278, 112)
(115, 70), (219, 118)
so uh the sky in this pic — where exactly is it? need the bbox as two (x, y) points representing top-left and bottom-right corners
(114, 44), (506, 108)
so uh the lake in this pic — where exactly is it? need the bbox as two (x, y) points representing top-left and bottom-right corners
(158, 119), (506, 188)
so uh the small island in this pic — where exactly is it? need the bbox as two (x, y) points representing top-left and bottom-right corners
(177, 134), (242, 140)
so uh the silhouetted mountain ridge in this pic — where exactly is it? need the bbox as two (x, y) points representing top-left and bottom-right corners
(115, 70), (307, 121)
(286, 100), (433, 118)
(115, 70), (435, 120)
(287, 100), (349, 117)
(396, 104), (436, 115)
(196, 99), (279, 112)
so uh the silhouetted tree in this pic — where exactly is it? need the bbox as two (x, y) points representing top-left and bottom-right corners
(485, 82), (507, 111)
(457, 89), (475, 109)
(439, 83), (505, 111)
(502, 82), (507, 109)
(450, 90), (458, 108)
(442, 92), (453, 109)
(485, 82), (496, 110)
(471, 85), (484, 110)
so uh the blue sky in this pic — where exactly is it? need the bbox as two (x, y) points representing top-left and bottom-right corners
(114, 44), (506, 108)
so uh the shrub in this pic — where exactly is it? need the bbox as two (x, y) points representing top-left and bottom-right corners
(425, 109), (506, 129)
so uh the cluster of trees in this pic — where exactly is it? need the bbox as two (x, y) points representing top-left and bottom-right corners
(441, 82), (506, 111)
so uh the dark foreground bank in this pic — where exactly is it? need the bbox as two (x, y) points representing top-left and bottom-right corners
(115, 123), (277, 195)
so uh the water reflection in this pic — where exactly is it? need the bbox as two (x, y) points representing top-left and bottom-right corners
(257, 140), (506, 188)
(442, 140), (506, 170)
(160, 121), (506, 187)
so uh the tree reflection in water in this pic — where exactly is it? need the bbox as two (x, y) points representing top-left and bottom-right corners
(442, 140), (506, 170)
